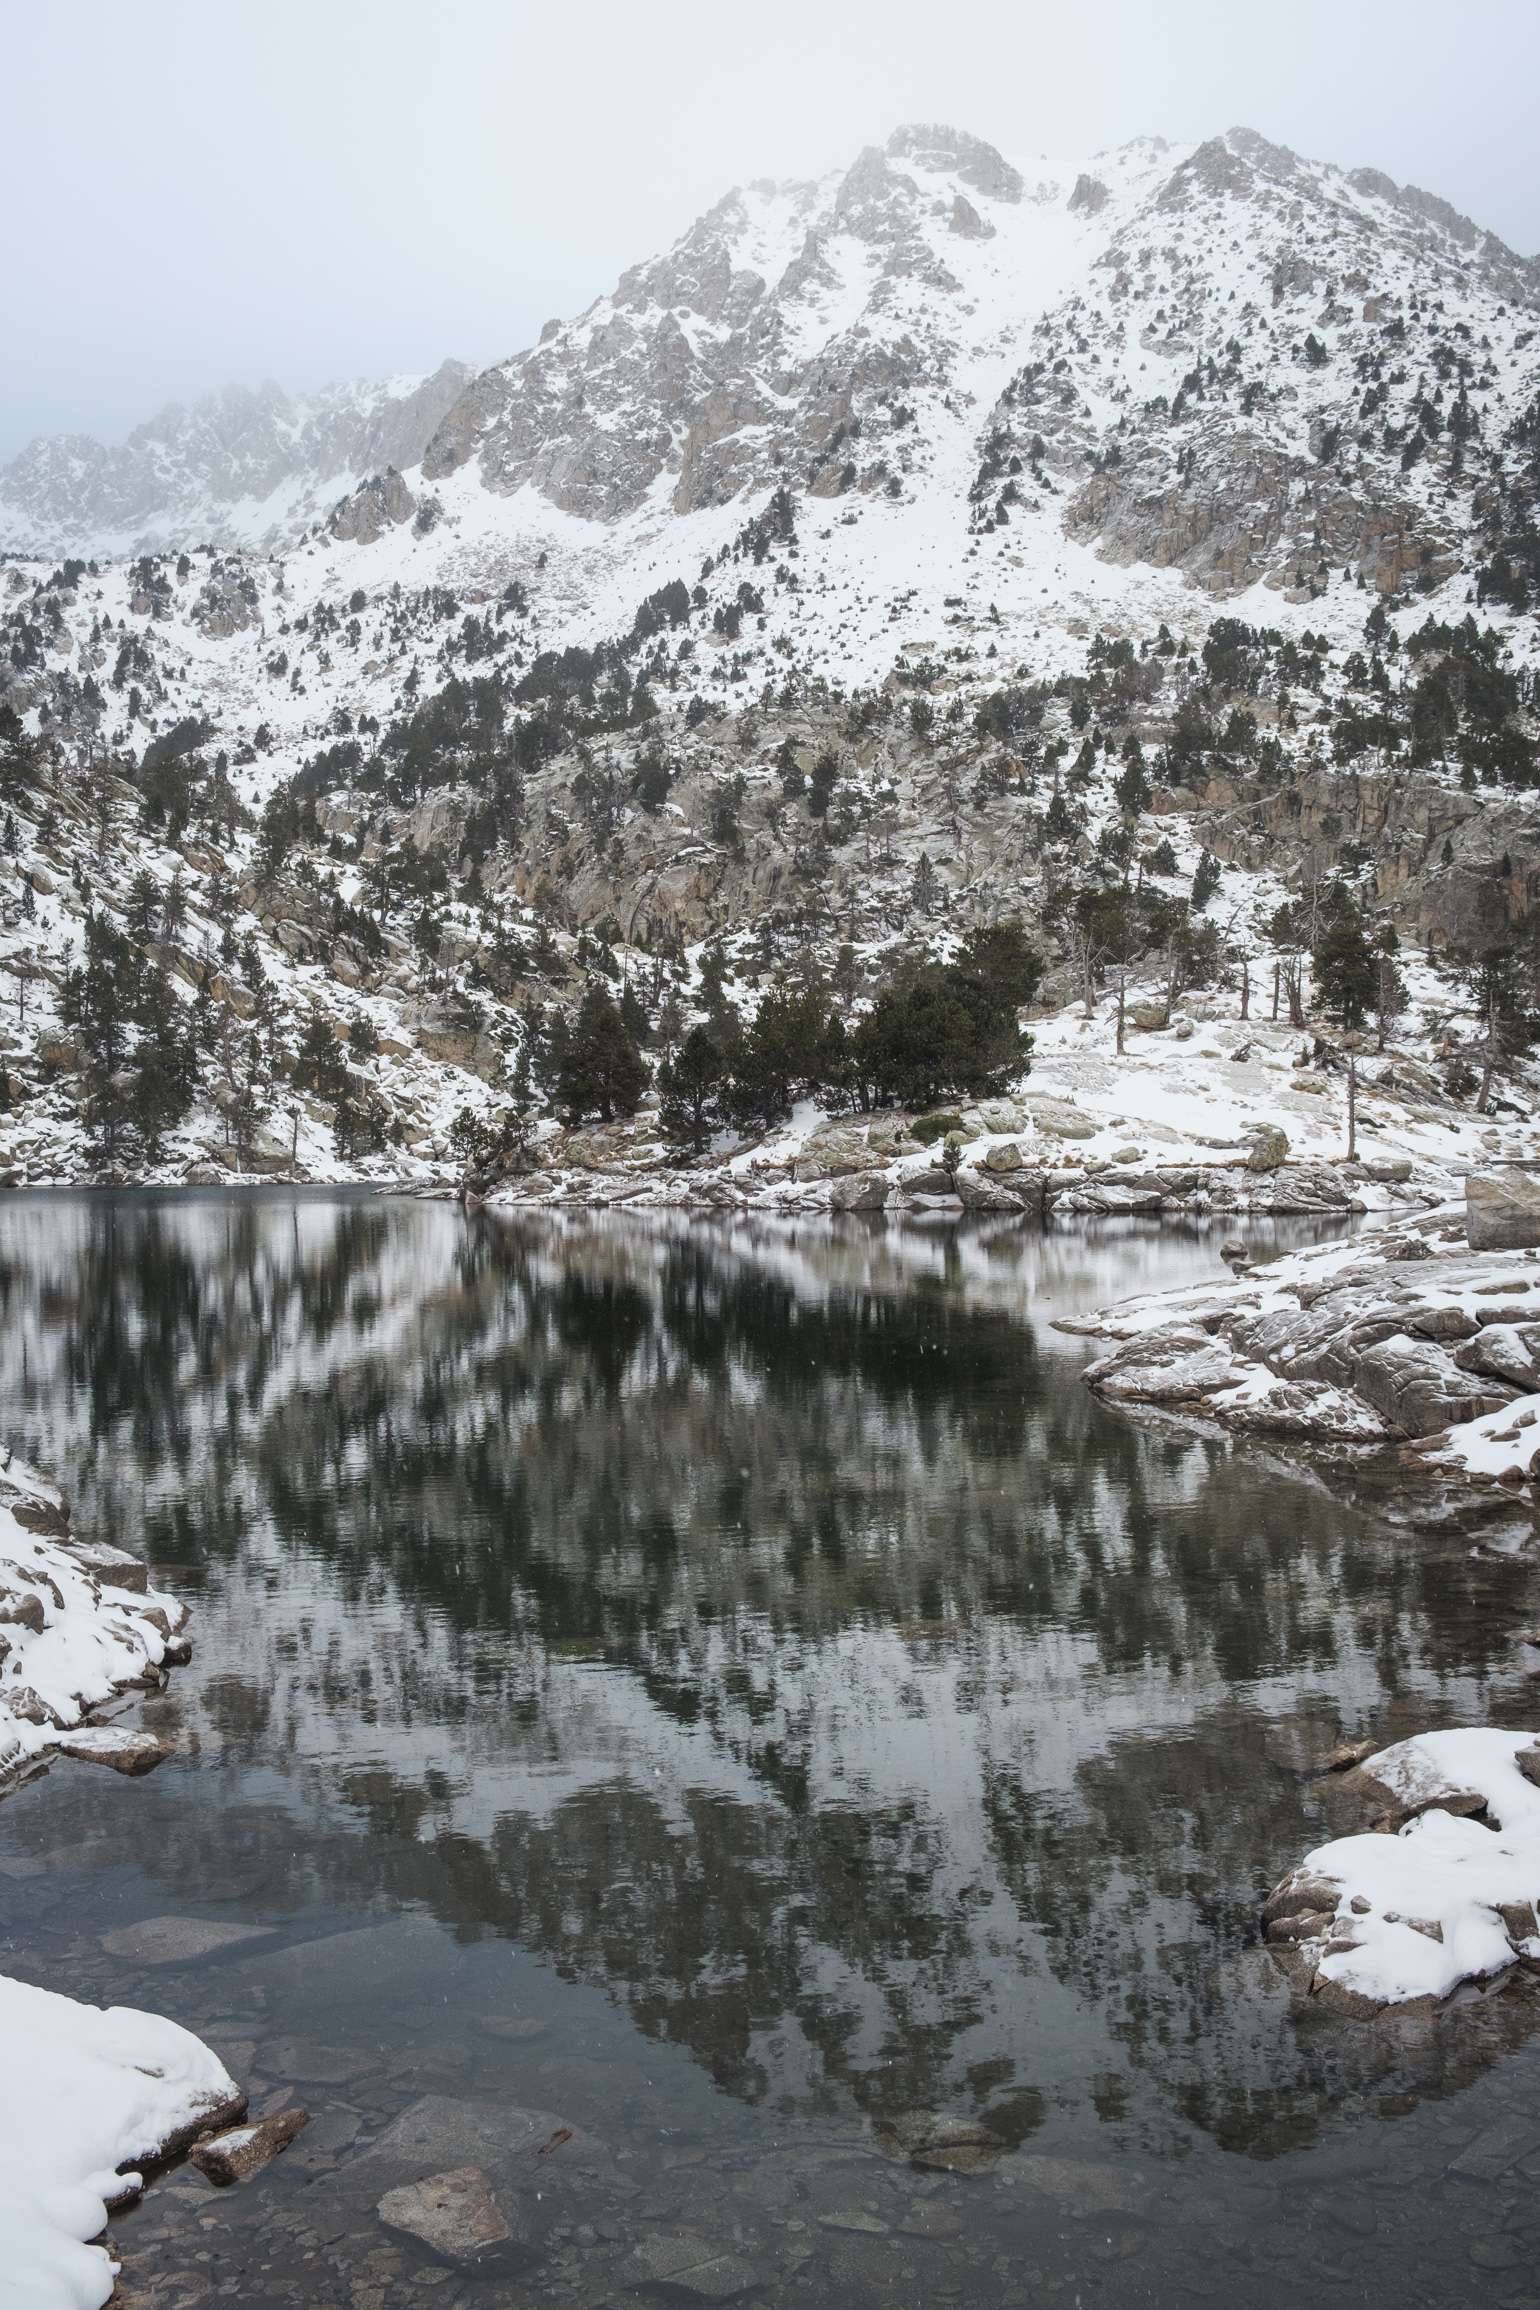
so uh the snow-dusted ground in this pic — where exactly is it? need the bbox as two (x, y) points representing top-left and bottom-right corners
(1266, 1730), (1540, 2012)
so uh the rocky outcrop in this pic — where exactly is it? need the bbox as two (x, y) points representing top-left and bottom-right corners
(190, 569), (261, 639)
(1062, 1211), (1540, 1516)
(0, 1448), (195, 1779)
(328, 466), (416, 545)
(1467, 1170), (1540, 1252)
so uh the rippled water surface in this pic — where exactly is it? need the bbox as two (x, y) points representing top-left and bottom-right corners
(3, 1191), (1540, 2310)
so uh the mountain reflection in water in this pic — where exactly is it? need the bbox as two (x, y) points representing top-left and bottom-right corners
(2, 1189), (1540, 2168)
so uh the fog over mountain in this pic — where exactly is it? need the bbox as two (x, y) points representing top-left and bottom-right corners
(4, 0), (1540, 462)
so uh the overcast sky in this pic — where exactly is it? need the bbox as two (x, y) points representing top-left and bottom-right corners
(5, 0), (1538, 463)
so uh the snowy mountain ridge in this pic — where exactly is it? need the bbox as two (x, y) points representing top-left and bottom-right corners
(0, 360), (476, 557)
(0, 120), (1538, 1188)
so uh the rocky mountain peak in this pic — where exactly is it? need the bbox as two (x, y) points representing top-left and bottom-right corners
(883, 122), (1024, 204)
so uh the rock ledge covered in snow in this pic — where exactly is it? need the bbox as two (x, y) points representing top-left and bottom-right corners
(1264, 1730), (1540, 2016)
(1058, 1179), (1540, 1522)
(0, 1450), (190, 1782)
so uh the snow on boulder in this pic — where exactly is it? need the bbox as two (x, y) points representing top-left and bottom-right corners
(1082, 1326), (1240, 1402)
(1263, 1729), (1540, 2015)
(0, 1451), (187, 1781)
(0, 1973), (243, 2310)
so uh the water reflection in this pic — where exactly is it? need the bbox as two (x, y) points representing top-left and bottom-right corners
(2, 1193), (1539, 2174)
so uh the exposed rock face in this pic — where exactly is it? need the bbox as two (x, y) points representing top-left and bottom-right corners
(1467, 1171), (1540, 1252)
(329, 466), (416, 545)
(417, 121), (1049, 523)
(190, 568), (261, 639)
(1062, 1213), (1540, 1509)
(1173, 767), (1540, 947)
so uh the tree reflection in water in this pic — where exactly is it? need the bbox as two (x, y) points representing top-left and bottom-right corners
(2, 1190), (1538, 2158)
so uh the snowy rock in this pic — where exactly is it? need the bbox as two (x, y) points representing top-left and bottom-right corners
(1069, 1218), (1540, 1503)
(828, 1171), (890, 1211)
(1352, 1335), (1511, 1437)
(1245, 1124), (1289, 1172)
(793, 1122), (890, 1180)
(0, 1972), (243, 2310)
(329, 465), (416, 545)
(1455, 1325), (1540, 1390)
(58, 1539), (148, 1594)
(0, 1456), (192, 1782)
(56, 1725), (173, 1775)
(190, 2105), (309, 2184)
(1264, 1730), (1540, 2011)
(1020, 1095), (1096, 1140)
(1084, 1328), (1239, 1402)
(956, 1165), (1030, 1213)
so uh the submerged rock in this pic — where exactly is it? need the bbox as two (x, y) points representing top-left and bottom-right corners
(875, 2110), (1006, 2172)
(618, 2228), (761, 2300)
(100, 1915), (278, 1966)
(376, 2164), (513, 2265)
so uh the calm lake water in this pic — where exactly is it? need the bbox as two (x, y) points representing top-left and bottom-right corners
(3, 1192), (1540, 2310)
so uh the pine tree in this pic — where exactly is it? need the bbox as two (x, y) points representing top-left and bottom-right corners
(1311, 892), (1378, 1030)
(658, 1025), (727, 1150)
(552, 983), (648, 1122)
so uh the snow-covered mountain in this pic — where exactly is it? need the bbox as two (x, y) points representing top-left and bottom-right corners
(0, 361), (475, 556)
(0, 122), (1537, 1187)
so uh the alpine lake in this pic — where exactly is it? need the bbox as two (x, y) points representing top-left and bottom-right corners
(3, 1189), (1540, 2310)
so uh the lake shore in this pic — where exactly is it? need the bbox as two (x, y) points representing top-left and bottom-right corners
(1056, 1181), (1540, 1529)
(0, 1456), (251, 2310)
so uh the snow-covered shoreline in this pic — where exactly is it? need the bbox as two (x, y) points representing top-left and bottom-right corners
(0, 1452), (247, 2310)
(0, 1980), (243, 2310)
(1055, 1182), (1540, 1523)
(0, 1453), (188, 1782)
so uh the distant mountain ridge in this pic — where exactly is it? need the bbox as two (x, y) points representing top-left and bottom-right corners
(0, 360), (475, 556)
